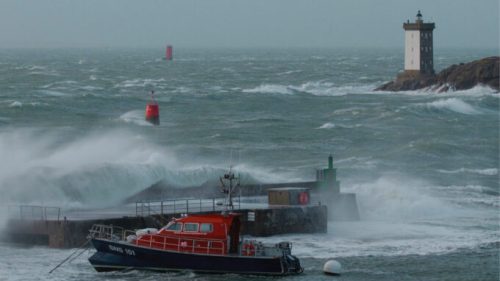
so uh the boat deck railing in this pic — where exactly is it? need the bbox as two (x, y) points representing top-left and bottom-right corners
(88, 224), (135, 241)
(88, 224), (226, 255)
(135, 198), (241, 217)
(137, 232), (226, 255)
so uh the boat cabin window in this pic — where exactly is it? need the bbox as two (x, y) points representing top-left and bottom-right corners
(183, 223), (199, 232)
(200, 223), (213, 233)
(165, 222), (182, 231)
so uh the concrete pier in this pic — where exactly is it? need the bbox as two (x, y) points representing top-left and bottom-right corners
(2, 204), (326, 248)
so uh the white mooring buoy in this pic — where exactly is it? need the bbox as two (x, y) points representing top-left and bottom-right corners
(323, 259), (342, 276)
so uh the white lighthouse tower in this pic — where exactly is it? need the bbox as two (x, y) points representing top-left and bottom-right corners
(403, 11), (436, 75)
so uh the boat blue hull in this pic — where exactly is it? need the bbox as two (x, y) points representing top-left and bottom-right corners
(89, 238), (302, 275)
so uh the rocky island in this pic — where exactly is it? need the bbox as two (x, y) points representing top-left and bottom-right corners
(376, 56), (499, 93)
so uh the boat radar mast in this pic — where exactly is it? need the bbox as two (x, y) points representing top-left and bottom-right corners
(219, 167), (240, 211)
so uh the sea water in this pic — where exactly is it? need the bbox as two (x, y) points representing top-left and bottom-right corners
(0, 48), (498, 280)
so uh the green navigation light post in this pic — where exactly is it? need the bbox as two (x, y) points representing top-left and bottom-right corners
(316, 155), (340, 194)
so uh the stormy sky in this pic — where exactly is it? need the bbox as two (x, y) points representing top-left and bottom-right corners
(0, 0), (498, 49)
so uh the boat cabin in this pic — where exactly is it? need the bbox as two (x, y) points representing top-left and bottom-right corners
(135, 213), (241, 255)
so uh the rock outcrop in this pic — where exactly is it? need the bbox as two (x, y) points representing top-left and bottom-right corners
(376, 56), (499, 92)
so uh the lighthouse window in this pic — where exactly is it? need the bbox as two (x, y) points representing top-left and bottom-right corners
(200, 223), (213, 233)
(184, 223), (199, 232)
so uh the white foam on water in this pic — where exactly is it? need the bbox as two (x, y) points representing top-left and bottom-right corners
(295, 81), (380, 96)
(424, 98), (482, 115)
(261, 218), (499, 259)
(242, 84), (293, 95)
(114, 78), (166, 88)
(433, 184), (499, 208)
(79, 85), (103, 91)
(317, 122), (335, 129)
(276, 69), (303, 76)
(437, 167), (498, 176)
(172, 86), (193, 94)
(317, 122), (361, 129)
(332, 107), (364, 115)
(28, 70), (60, 76)
(8, 101), (22, 108)
(242, 82), (378, 96)
(119, 110), (153, 127)
(375, 84), (498, 97)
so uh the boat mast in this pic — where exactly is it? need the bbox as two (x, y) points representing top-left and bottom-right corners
(219, 166), (239, 211)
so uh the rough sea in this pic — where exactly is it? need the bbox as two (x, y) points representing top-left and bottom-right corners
(0, 48), (498, 281)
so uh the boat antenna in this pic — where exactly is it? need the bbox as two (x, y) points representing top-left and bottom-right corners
(219, 152), (240, 211)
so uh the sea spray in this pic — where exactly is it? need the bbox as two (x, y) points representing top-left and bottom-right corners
(0, 128), (304, 207)
(344, 174), (459, 220)
(0, 128), (176, 207)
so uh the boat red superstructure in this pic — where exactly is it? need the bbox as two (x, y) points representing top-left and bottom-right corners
(134, 213), (240, 256)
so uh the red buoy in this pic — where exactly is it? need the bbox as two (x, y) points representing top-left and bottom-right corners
(165, 45), (173, 60)
(145, 91), (159, 125)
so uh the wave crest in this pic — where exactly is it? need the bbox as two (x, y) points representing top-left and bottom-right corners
(242, 84), (293, 95)
(425, 98), (481, 114)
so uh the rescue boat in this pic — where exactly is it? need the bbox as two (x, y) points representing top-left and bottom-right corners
(88, 213), (302, 275)
(87, 170), (303, 275)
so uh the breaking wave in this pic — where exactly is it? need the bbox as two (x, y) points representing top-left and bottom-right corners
(437, 168), (498, 176)
(317, 122), (336, 129)
(114, 78), (166, 89)
(374, 84), (498, 97)
(345, 175), (460, 220)
(0, 129), (175, 207)
(424, 98), (481, 114)
(242, 81), (377, 96)
(8, 101), (22, 108)
(316, 122), (361, 129)
(242, 84), (293, 95)
(291, 81), (374, 96)
(0, 129), (300, 208)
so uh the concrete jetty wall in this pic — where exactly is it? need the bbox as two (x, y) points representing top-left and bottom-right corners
(2, 205), (327, 248)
